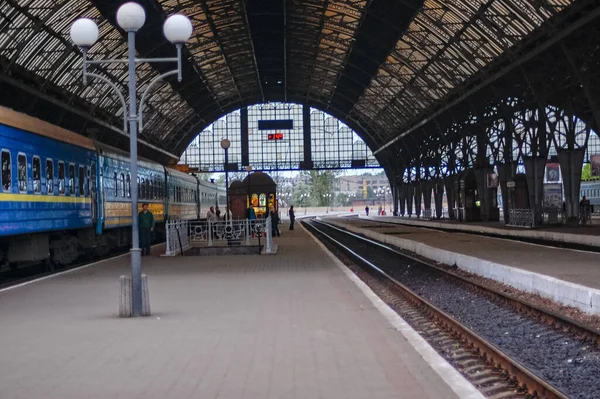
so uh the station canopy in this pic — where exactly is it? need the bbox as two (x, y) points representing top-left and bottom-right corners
(0, 0), (575, 163)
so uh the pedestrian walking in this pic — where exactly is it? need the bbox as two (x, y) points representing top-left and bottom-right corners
(289, 205), (295, 230)
(138, 203), (154, 256)
(365, 205), (369, 216)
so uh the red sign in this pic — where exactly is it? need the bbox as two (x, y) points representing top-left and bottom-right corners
(267, 133), (284, 140)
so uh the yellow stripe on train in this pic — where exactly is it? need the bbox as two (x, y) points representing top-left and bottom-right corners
(0, 193), (91, 204)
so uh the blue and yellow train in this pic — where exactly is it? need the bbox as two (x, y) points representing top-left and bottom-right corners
(0, 106), (225, 268)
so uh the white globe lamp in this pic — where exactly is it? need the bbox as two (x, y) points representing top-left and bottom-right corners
(116, 2), (146, 32)
(220, 138), (231, 150)
(70, 18), (99, 48)
(163, 14), (193, 44)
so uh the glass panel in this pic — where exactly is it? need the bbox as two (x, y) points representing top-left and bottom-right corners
(46, 159), (53, 194)
(17, 154), (26, 193)
(68, 164), (75, 195)
(2, 151), (11, 192)
(33, 156), (41, 193)
(58, 162), (65, 194)
(79, 166), (85, 196)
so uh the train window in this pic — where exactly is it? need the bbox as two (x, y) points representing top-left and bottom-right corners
(90, 162), (96, 191)
(79, 167), (85, 196)
(86, 167), (91, 196)
(114, 172), (118, 197)
(32, 156), (41, 193)
(1, 150), (10, 192)
(46, 159), (54, 194)
(120, 173), (125, 197)
(58, 161), (65, 194)
(68, 164), (75, 195)
(149, 179), (153, 200)
(126, 174), (131, 198)
(17, 153), (27, 193)
(141, 178), (146, 199)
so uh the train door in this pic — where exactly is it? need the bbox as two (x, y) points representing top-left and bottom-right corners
(89, 162), (98, 222)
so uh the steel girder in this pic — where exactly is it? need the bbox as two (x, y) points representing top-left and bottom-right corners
(0, 0), (594, 172)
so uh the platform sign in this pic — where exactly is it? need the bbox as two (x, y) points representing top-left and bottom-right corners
(267, 133), (284, 140)
(506, 181), (515, 188)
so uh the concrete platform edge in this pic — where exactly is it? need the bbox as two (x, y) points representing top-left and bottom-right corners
(302, 224), (486, 399)
(368, 216), (600, 247)
(326, 219), (600, 315)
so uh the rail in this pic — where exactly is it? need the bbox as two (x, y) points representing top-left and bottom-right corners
(305, 219), (600, 398)
(164, 217), (273, 255)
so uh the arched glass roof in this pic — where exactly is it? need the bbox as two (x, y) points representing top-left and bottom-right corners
(0, 0), (576, 159)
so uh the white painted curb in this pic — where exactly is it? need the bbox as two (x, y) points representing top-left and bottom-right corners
(326, 219), (600, 315)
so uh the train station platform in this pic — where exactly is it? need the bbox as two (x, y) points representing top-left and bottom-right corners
(325, 217), (600, 316)
(0, 226), (482, 399)
(365, 215), (600, 248)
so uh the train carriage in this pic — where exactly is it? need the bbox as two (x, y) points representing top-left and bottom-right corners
(96, 144), (166, 239)
(166, 168), (199, 220)
(0, 106), (227, 270)
(0, 107), (96, 265)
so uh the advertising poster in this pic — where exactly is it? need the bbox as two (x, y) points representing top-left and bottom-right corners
(486, 173), (499, 188)
(546, 163), (560, 182)
(591, 155), (600, 177)
(543, 183), (563, 209)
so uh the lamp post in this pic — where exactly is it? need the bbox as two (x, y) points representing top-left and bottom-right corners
(70, 3), (192, 317)
(221, 138), (231, 222)
(323, 193), (332, 213)
(245, 165), (252, 211)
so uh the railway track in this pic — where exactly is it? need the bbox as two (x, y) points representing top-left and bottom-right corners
(354, 217), (600, 253)
(304, 218), (600, 399)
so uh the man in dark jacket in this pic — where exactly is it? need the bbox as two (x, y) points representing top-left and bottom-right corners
(270, 207), (281, 237)
(138, 203), (154, 256)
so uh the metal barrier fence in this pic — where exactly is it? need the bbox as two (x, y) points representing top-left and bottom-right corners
(165, 219), (191, 256)
(506, 209), (535, 228)
(165, 216), (273, 255)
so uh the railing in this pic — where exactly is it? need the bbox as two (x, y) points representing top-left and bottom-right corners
(506, 209), (535, 228)
(165, 217), (273, 255)
(422, 209), (433, 219)
(165, 219), (191, 256)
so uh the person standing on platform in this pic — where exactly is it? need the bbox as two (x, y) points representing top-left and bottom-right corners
(248, 206), (256, 220)
(289, 205), (295, 230)
(270, 207), (281, 237)
(365, 205), (369, 216)
(206, 206), (217, 221)
(138, 203), (154, 256)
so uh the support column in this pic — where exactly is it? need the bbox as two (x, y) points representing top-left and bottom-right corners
(399, 184), (407, 216)
(422, 180), (432, 218)
(241, 107), (249, 166)
(413, 183), (422, 218)
(392, 183), (399, 216)
(558, 148), (585, 225)
(301, 105), (313, 169)
(434, 179), (445, 219)
(406, 184), (414, 217)
(523, 156), (546, 225)
(474, 167), (488, 221)
(444, 176), (455, 220)
(496, 162), (516, 224)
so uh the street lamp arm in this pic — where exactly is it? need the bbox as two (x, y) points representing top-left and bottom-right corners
(82, 71), (128, 132)
(138, 69), (178, 133)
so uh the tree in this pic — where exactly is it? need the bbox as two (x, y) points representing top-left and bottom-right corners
(582, 163), (593, 181)
(290, 180), (312, 207)
(214, 171), (247, 185)
(334, 192), (351, 207)
(308, 170), (339, 206)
